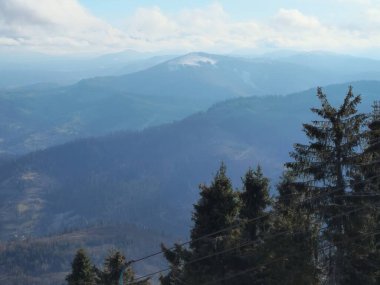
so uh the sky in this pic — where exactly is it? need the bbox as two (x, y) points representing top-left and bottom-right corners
(1, 0), (380, 57)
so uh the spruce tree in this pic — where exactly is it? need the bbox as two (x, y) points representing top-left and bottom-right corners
(98, 250), (131, 285)
(66, 249), (96, 285)
(98, 250), (150, 285)
(364, 101), (380, 190)
(266, 173), (320, 285)
(183, 163), (240, 284)
(240, 166), (271, 241)
(232, 166), (272, 285)
(366, 101), (380, 283)
(159, 244), (188, 285)
(342, 101), (380, 284)
(286, 86), (367, 284)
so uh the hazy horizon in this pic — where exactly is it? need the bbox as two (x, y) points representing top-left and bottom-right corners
(2, 0), (380, 58)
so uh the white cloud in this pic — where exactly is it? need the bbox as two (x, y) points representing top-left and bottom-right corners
(121, 4), (264, 52)
(0, 37), (20, 46)
(273, 9), (322, 30)
(0, 0), (137, 53)
(126, 7), (179, 40)
(1, 0), (380, 55)
(120, 5), (380, 53)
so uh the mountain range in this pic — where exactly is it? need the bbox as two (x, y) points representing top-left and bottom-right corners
(1, 80), (378, 243)
(1, 50), (380, 284)
(2, 52), (380, 155)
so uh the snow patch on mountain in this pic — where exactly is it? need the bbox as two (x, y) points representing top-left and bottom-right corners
(169, 54), (217, 70)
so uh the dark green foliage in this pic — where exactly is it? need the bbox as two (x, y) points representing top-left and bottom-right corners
(286, 86), (373, 284)
(287, 86), (365, 189)
(185, 163), (240, 284)
(160, 164), (240, 285)
(95, 249), (151, 285)
(265, 173), (320, 285)
(66, 249), (96, 285)
(97, 250), (133, 285)
(364, 101), (380, 190)
(232, 167), (272, 285)
(159, 244), (189, 285)
(65, 248), (151, 285)
(190, 164), (239, 242)
(341, 101), (380, 285)
(240, 166), (271, 241)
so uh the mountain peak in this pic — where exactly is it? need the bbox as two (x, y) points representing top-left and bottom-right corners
(169, 53), (218, 68)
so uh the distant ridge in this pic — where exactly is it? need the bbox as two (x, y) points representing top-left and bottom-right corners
(0, 80), (378, 241)
(2, 52), (380, 155)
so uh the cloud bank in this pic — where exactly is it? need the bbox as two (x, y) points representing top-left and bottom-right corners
(1, 0), (380, 55)
(0, 0), (131, 53)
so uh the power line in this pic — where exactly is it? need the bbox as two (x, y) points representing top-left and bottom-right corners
(97, 173), (380, 285)
(127, 202), (380, 284)
(182, 204), (375, 267)
(126, 173), (380, 268)
(199, 230), (380, 285)
(130, 218), (380, 285)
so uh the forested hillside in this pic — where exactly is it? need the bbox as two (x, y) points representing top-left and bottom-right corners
(0, 224), (173, 285)
(0, 81), (378, 238)
(0, 82), (379, 284)
(64, 87), (379, 284)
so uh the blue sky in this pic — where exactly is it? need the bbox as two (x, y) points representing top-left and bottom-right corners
(78, 0), (279, 22)
(77, 0), (359, 24)
(0, 0), (379, 56)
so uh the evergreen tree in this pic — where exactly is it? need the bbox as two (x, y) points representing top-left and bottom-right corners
(232, 166), (272, 285)
(240, 166), (271, 241)
(266, 173), (320, 285)
(286, 86), (367, 284)
(366, 101), (380, 283)
(159, 244), (188, 285)
(342, 101), (380, 284)
(364, 101), (380, 191)
(98, 250), (131, 285)
(98, 250), (150, 285)
(183, 163), (240, 284)
(66, 249), (96, 285)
